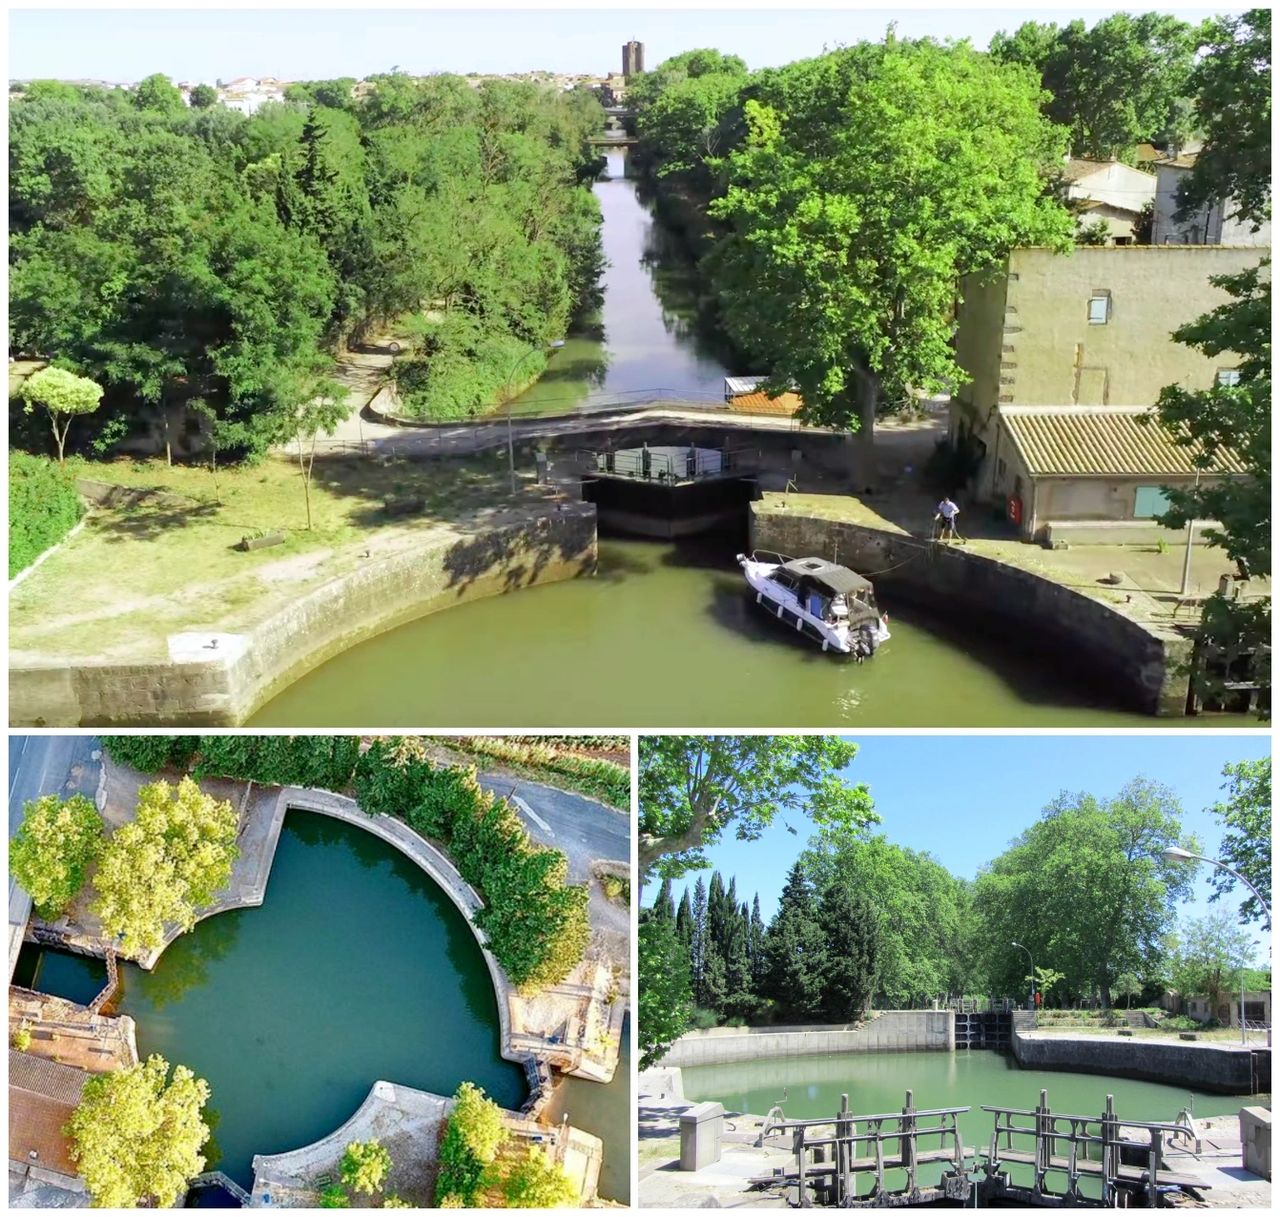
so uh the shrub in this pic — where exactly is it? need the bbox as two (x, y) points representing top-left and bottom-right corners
(9, 451), (83, 577)
(9, 794), (105, 919)
(12, 1025), (33, 1051)
(340, 1139), (391, 1195)
(502, 1146), (578, 1208)
(193, 736), (360, 790)
(101, 736), (199, 774)
(319, 1184), (349, 1208)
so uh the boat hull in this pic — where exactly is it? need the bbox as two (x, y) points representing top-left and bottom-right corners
(739, 556), (890, 658)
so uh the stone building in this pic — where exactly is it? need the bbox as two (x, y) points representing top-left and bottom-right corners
(1151, 154), (1272, 247)
(949, 245), (1262, 543)
(622, 40), (644, 78)
(1062, 158), (1156, 244)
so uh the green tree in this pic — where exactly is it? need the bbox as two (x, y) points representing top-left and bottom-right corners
(1206, 757), (1271, 926)
(708, 38), (1071, 487)
(762, 862), (827, 1021)
(435, 1082), (508, 1206)
(817, 880), (883, 1021)
(90, 777), (240, 955)
(1176, 9), (1271, 229)
(990, 13), (1200, 159)
(9, 794), (104, 920)
(1152, 260), (1270, 576)
(319, 1184), (350, 1207)
(1170, 909), (1257, 1019)
(134, 73), (187, 114)
(502, 1146), (578, 1207)
(19, 366), (104, 465)
(189, 83), (219, 109)
(974, 780), (1195, 1007)
(273, 375), (348, 530)
(638, 735), (875, 878)
(639, 915), (694, 1067)
(65, 1054), (211, 1207)
(341, 1139), (392, 1195)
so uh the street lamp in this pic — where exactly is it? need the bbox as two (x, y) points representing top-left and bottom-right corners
(506, 340), (565, 494)
(1011, 941), (1036, 1012)
(1160, 847), (1271, 1045)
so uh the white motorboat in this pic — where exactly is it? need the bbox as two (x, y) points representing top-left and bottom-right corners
(737, 551), (891, 658)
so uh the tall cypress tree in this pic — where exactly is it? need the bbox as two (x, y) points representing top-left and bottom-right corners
(763, 862), (827, 1021)
(675, 889), (694, 953)
(722, 900), (755, 1020)
(818, 880), (884, 1022)
(702, 872), (730, 1014)
(652, 876), (676, 922)
(690, 876), (708, 1007)
(748, 894), (768, 990)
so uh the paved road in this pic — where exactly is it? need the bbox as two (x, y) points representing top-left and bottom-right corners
(477, 773), (629, 882)
(8, 735), (101, 980)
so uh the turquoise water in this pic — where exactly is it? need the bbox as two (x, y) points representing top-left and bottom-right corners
(16, 811), (526, 1189)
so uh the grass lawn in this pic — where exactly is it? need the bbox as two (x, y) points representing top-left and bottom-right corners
(10, 448), (523, 660)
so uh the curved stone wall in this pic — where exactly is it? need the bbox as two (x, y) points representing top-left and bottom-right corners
(751, 504), (1193, 715)
(10, 504), (597, 727)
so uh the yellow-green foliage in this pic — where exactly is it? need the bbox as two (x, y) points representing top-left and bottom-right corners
(9, 793), (104, 920)
(340, 1139), (392, 1195)
(91, 777), (239, 954)
(65, 1054), (211, 1208)
(502, 1146), (579, 1208)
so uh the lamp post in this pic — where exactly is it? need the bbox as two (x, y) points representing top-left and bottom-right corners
(506, 340), (565, 494)
(1011, 941), (1036, 1012)
(1161, 846), (1271, 1045)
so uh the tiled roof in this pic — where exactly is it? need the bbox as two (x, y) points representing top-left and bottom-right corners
(1063, 158), (1120, 182)
(9, 1051), (90, 1177)
(999, 406), (1246, 477)
(728, 391), (803, 417)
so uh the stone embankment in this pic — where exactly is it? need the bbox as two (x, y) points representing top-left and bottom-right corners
(1012, 1025), (1271, 1095)
(661, 1011), (955, 1066)
(752, 502), (1194, 715)
(250, 1080), (603, 1207)
(10, 502), (597, 727)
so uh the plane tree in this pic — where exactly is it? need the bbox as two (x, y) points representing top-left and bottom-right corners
(706, 38), (1072, 488)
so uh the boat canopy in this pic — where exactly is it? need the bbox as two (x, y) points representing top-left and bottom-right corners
(780, 557), (874, 596)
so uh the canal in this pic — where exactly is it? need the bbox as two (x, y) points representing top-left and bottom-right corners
(679, 1049), (1265, 1199)
(15, 811), (529, 1191)
(249, 532), (1241, 727)
(503, 146), (730, 416)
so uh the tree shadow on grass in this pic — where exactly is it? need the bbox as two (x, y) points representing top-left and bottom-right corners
(94, 497), (221, 544)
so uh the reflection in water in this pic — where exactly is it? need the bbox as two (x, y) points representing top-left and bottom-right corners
(251, 534), (1243, 728)
(682, 1049), (1262, 1200)
(504, 148), (733, 415)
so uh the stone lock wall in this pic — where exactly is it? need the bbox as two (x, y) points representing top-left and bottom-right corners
(662, 1012), (955, 1067)
(751, 505), (1192, 715)
(10, 505), (597, 727)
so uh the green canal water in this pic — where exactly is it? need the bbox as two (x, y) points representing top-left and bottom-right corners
(16, 811), (532, 1191)
(680, 1049), (1265, 1199)
(249, 533), (1246, 727)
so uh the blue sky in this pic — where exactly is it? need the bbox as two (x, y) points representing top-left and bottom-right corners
(9, 5), (1243, 84)
(656, 734), (1271, 958)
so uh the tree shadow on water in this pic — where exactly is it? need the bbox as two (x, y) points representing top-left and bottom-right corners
(135, 908), (244, 1011)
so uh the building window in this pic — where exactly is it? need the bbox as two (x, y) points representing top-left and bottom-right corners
(1087, 292), (1111, 324)
(1216, 368), (1241, 387)
(1134, 486), (1172, 519)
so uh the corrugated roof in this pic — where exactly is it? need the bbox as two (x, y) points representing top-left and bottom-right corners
(10, 1050), (90, 1106)
(999, 406), (1246, 477)
(724, 375), (767, 396)
(728, 390), (803, 416)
